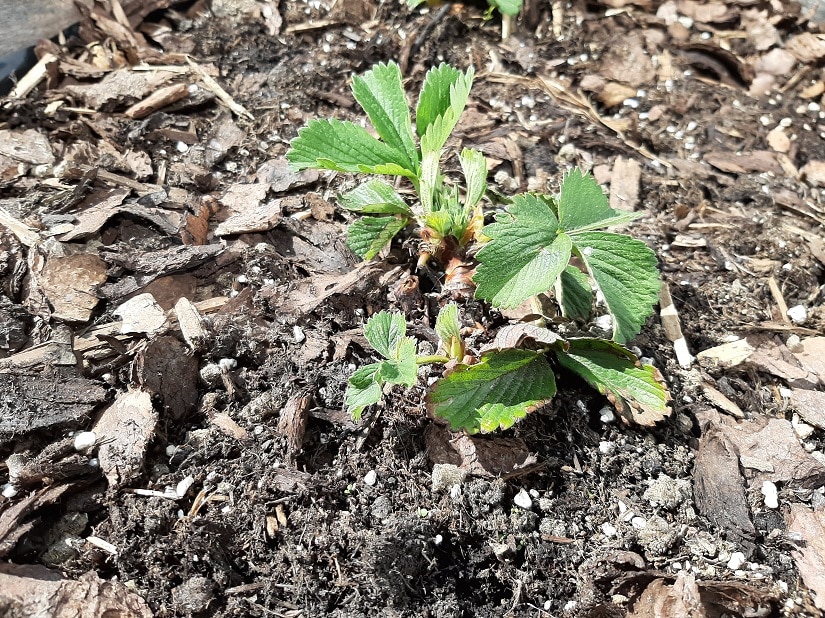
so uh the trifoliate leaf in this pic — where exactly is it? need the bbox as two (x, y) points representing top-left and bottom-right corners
(346, 215), (409, 260)
(378, 337), (418, 386)
(571, 232), (660, 343)
(555, 338), (671, 426)
(287, 119), (415, 177)
(460, 148), (487, 208)
(351, 62), (418, 173)
(490, 0), (523, 16)
(557, 265), (593, 321)
(418, 66), (474, 155)
(346, 363), (383, 420)
(427, 350), (556, 434)
(363, 310), (407, 359)
(558, 168), (640, 233)
(474, 193), (573, 309)
(339, 180), (413, 215)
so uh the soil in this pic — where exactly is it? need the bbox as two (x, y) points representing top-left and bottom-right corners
(2, 0), (825, 616)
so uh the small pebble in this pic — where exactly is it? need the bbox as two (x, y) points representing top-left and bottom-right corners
(514, 488), (533, 510)
(602, 522), (617, 537)
(363, 470), (377, 486)
(293, 325), (306, 344)
(595, 314), (613, 332)
(598, 441), (616, 455)
(727, 551), (746, 570)
(73, 431), (97, 452)
(2, 483), (18, 498)
(218, 358), (238, 371)
(787, 304), (807, 325)
(761, 480), (779, 509)
(599, 407), (616, 424)
(631, 516), (647, 530)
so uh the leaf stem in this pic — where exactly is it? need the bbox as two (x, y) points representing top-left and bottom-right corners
(416, 354), (450, 365)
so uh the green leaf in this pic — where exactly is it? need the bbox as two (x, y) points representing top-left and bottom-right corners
(490, 0), (523, 16)
(378, 337), (418, 386)
(435, 302), (463, 358)
(557, 265), (593, 321)
(427, 349), (556, 434)
(419, 149), (441, 215)
(460, 148), (487, 208)
(416, 64), (461, 137)
(339, 180), (413, 215)
(555, 338), (671, 426)
(571, 232), (660, 343)
(346, 215), (410, 260)
(558, 168), (640, 233)
(287, 119), (414, 177)
(418, 66), (474, 155)
(473, 193), (573, 309)
(351, 61), (418, 173)
(363, 310), (407, 359)
(346, 363), (383, 420)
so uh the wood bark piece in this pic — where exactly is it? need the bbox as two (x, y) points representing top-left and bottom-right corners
(124, 82), (190, 119)
(0, 563), (152, 617)
(174, 297), (207, 350)
(790, 389), (825, 430)
(609, 156), (641, 211)
(0, 129), (55, 166)
(0, 373), (106, 442)
(94, 389), (157, 489)
(693, 423), (755, 549)
(786, 503), (825, 611)
(723, 418), (825, 488)
(0, 484), (71, 558)
(114, 293), (168, 335)
(39, 253), (107, 322)
(135, 336), (198, 420)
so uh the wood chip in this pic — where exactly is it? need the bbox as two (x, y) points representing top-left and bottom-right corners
(786, 504), (825, 610)
(94, 389), (157, 489)
(785, 33), (825, 64)
(693, 423), (755, 545)
(0, 485), (72, 558)
(124, 82), (190, 119)
(135, 336), (198, 420)
(696, 338), (754, 369)
(174, 297), (207, 350)
(0, 564), (152, 617)
(0, 128), (55, 166)
(0, 373), (107, 442)
(114, 293), (168, 335)
(790, 389), (825, 430)
(800, 160), (825, 187)
(277, 391), (311, 455)
(609, 156), (641, 212)
(722, 418), (825, 488)
(39, 253), (107, 322)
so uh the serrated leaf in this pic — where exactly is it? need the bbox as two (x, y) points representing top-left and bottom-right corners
(555, 338), (671, 426)
(427, 350), (556, 434)
(460, 148), (487, 208)
(416, 64), (461, 137)
(287, 119), (413, 176)
(339, 180), (413, 215)
(418, 66), (474, 155)
(490, 0), (523, 16)
(363, 310), (407, 359)
(419, 149), (441, 215)
(346, 215), (409, 260)
(558, 168), (640, 233)
(571, 232), (660, 343)
(473, 193), (573, 309)
(346, 363), (383, 420)
(557, 265), (593, 321)
(351, 62), (418, 173)
(378, 337), (418, 386)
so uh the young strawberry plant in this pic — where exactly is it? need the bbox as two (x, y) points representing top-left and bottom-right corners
(287, 61), (485, 279)
(286, 61), (671, 433)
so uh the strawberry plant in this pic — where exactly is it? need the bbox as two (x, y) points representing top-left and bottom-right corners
(287, 62), (484, 278)
(286, 61), (671, 433)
